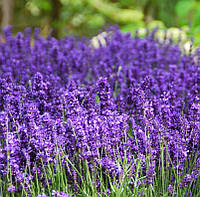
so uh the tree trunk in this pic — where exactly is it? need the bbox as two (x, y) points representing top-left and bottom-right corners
(1, 0), (14, 28)
(51, 0), (62, 38)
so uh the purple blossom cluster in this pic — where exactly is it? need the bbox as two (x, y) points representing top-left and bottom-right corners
(0, 26), (200, 195)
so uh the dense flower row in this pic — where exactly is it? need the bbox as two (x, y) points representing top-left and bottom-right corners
(0, 26), (200, 195)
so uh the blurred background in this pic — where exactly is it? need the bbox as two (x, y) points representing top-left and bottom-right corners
(0, 0), (200, 43)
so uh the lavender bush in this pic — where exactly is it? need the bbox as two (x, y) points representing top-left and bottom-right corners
(0, 26), (200, 197)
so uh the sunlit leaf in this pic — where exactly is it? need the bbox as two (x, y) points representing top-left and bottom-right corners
(175, 0), (194, 18)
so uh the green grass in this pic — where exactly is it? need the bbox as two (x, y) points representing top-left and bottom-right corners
(1, 125), (200, 197)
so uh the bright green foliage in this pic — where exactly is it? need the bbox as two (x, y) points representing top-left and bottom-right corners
(6, 1), (200, 42)
(175, 0), (200, 45)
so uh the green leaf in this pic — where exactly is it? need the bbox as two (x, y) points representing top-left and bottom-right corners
(193, 3), (200, 26)
(96, 94), (100, 105)
(37, 0), (52, 11)
(87, 14), (105, 28)
(121, 22), (144, 34)
(175, 0), (194, 18)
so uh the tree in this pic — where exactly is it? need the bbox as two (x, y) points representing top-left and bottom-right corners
(1, 0), (14, 28)
(50, 0), (62, 38)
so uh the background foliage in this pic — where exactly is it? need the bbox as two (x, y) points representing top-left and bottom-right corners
(1, 0), (200, 43)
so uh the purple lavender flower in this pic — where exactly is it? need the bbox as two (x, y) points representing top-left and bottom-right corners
(7, 185), (17, 193)
(37, 194), (48, 197)
(168, 184), (173, 195)
(0, 26), (200, 195)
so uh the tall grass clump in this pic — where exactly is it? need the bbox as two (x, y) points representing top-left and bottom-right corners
(0, 26), (199, 196)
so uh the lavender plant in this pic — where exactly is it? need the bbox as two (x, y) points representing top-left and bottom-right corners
(0, 26), (199, 196)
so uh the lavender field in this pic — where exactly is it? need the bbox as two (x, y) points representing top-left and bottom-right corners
(0, 26), (200, 197)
